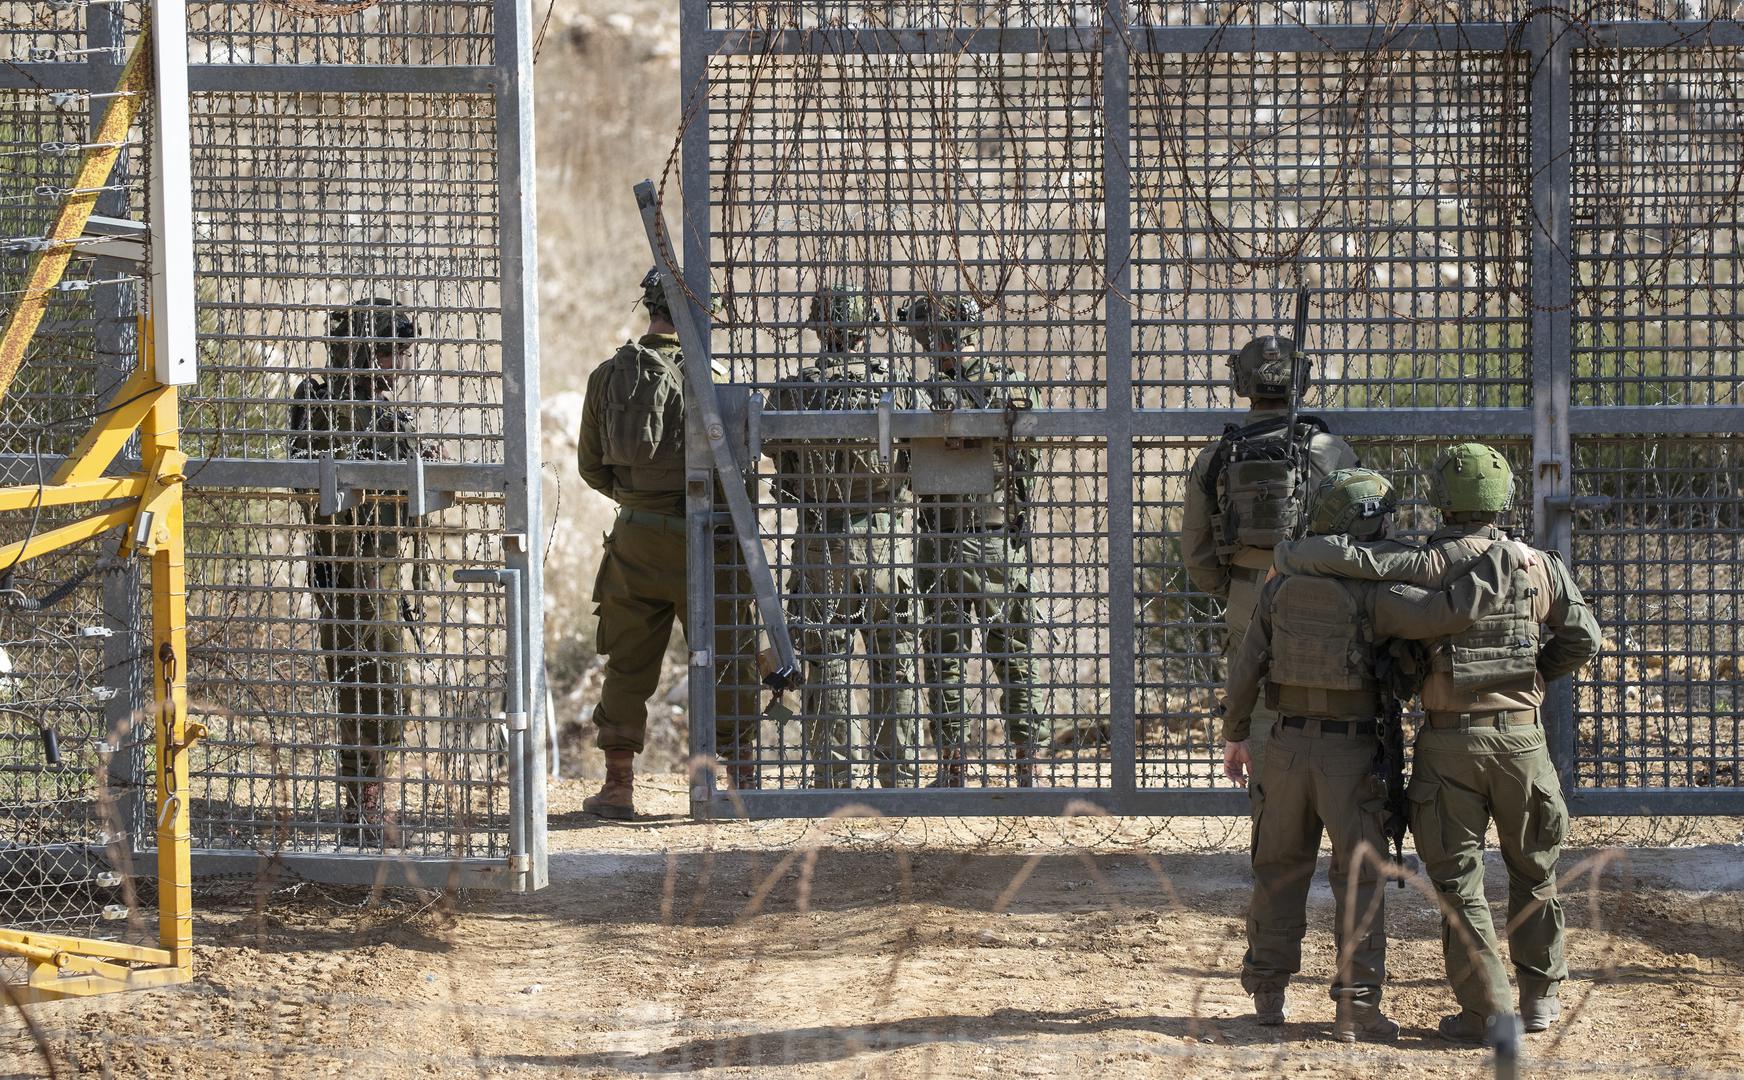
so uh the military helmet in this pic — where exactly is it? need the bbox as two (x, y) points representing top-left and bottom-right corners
(806, 284), (874, 349)
(1229, 335), (1305, 399)
(329, 297), (415, 343)
(327, 298), (414, 369)
(1305, 468), (1397, 537)
(639, 265), (672, 322)
(896, 293), (983, 351)
(1428, 442), (1515, 515)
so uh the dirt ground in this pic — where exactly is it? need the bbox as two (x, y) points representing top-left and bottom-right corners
(5, 776), (1742, 1079)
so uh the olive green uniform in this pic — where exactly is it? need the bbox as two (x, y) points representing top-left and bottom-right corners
(1184, 407), (1357, 778)
(290, 380), (416, 789)
(1275, 527), (1602, 1019)
(766, 355), (920, 788)
(578, 332), (759, 758)
(916, 356), (1042, 755)
(1223, 543), (1523, 1010)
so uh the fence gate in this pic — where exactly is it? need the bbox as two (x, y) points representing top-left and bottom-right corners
(674, 0), (1744, 818)
(3, 0), (546, 897)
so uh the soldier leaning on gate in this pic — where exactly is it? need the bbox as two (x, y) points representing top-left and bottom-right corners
(1271, 442), (1601, 1042)
(762, 284), (921, 789)
(289, 298), (422, 844)
(895, 293), (1045, 788)
(1221, 467), (1529, 1043)
(1183, 335), (1358, 787)
(575, 268), (760, 819)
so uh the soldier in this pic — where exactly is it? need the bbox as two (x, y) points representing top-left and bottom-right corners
(764, 284), (920, 788)
(1184, 334), (1358, 785)
(576, 268), (759, 819)
(895, 293), (1043, 787)
(1222, 467), (1529, 1043)
(290, 297), (421, 843)
(1272, 443), (1601, 1041)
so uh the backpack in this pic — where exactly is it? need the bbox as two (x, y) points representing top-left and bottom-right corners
(1202, 414), (1328, 554)
(598, 341), (686, 491)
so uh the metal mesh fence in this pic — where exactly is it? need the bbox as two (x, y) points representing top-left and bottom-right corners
(678, 1), (1744, 817)
(4, 0), (542, 898)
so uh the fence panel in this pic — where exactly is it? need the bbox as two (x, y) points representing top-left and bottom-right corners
(680, 1), (1744, 817)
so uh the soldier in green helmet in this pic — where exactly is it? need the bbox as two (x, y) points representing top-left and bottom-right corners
(896, 293), (1044, 787)
(764, 284), (921, 788)
(290, 297), (423, 844)
(1184, 333), (1358, 790)
(576, 268), (760, 818)
(1272, 442), (1601, 1041)
(1223, 467), (1531, 1043)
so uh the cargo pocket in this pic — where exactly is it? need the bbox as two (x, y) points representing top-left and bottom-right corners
(1408, 779), (1445, 867)
(1531, 777), (1568, 849)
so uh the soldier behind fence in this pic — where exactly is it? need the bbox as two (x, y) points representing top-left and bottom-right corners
(764, 284), (920, 788)
(576, 268), (760, 818)
(289, 297), (420, 843)
(1272, 442), (1601, 1041)
(1222, 467), (1529, 1043)
(896, 293), (1044, 788)
(1184, 334), (1358, 787)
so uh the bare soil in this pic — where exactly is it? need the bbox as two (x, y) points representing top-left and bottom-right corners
(6, 777), (1742, 1079)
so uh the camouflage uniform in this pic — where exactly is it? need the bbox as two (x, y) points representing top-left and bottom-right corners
(289, 299), (419, 828)
(1225, 468), (1524, 1039)
(767, 349), (920, 789)
(915, 354), (1043, 777)
(1273, 444), (1603, 1035)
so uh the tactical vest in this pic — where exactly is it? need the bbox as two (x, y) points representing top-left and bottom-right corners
(771, 362), (903, 512)
(1268, 574), (1378, 694)
(1428, 536), (1542, 691)
(598, 341), (687, 494)
(1205, 415), (1328, 554)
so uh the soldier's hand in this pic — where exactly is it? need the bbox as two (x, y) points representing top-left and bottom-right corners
(1222, 740), (1252, 786)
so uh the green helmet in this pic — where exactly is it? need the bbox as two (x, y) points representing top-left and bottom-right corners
(1429, 442), (1515, 515)
(1230, 335), (1304, 399)
(639, 266), (672, 322)
(806, 284), (873, 350)
(896, 293), (982, 351)
(1305, 468), (1397, 537)
(327, 297), (415, 369)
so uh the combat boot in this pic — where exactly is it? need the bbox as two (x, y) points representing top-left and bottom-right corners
(341, 779), (395, 847)
(928, 747), (966, 788)
(1334, 1001), (1400, 1044)
(583, 750), (637, 820)
(1011, 742), (1038, 788)
(1253, 990), (1288, 1026)
(1436, 1010), (1492, 1043)
(726, 762), (760, 792)
(1520, 988), (1561, 1033)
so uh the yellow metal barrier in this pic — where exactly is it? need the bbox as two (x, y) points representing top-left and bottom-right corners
(0, 30), (195, 1003)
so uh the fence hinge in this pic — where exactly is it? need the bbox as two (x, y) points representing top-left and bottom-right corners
(507, 854), (532, 873)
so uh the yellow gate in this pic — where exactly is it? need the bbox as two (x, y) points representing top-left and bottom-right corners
(0, 18), (196, 1003)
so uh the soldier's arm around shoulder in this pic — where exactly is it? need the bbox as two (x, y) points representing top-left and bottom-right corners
(1181, 445), (1231, 600)
(1537, 550), (1603, 679)
(1369, 541), (1522, 640)
(576, 359), (614, 497)
(1221, 579), (1278, 741)
(1273, 534), (1437, 582)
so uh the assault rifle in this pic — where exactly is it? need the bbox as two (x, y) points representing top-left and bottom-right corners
(1285, 286), (1312, 541)
(1375, 640), (1426, 886)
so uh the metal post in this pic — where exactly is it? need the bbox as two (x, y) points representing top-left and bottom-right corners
(1103, 0), (1137, 798)
(147, 0), (194, 386)
(455, 569), (528, 878)
(494, 0), (547, 892)
(1529, 8), (1577, 791)
(679, 0), (721, 815)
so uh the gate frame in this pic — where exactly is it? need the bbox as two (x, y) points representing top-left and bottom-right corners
(1, 1), (548, 890)
(679, 1), (1744, 819)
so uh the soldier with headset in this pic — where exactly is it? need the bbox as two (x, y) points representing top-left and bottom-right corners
(1183, 332), (1358, 786)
